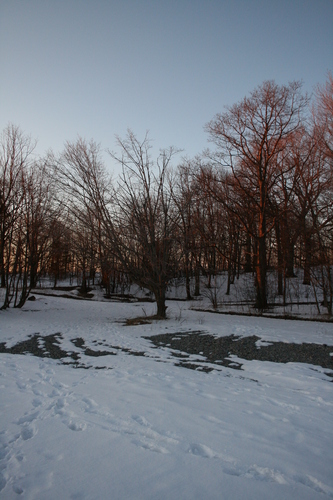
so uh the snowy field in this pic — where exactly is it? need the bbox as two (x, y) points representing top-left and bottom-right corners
(1, 291), (333, 499)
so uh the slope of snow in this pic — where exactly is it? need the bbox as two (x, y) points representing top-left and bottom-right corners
(1, 295), (333, 499)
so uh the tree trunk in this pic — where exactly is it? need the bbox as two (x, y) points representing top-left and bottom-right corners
(286, 243), (295, 278)
(275, 221), (283, 296)
(185, 253), (192, 300)
(155, 286), (167, 318)
(194, 266), (200, 296)
(226, 260), (232, 295)
(303, 232), (311, 285)
(244, 235), (252, 273)
(0, 237), (6, 287)
(255, 194), (268, 310)
(255, 234), (267, 310)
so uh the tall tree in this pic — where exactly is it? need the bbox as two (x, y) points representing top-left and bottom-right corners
(108, 132), (180, 318)
(0, 125), (35, 289)
(55, 138), (111, 292)
(206, 81), (308, 309)
(171, 160), (199, 300)
(310, 73), (333, 312)
(313, 72), (333, 163)
(56, 132), (179, 318)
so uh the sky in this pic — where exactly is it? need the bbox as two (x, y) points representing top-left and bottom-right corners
(1, 0), (332, 172)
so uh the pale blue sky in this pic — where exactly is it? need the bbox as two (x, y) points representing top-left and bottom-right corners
(1, 0), (332, 168)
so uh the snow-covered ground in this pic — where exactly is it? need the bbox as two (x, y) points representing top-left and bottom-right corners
(1, 292), (333, 499)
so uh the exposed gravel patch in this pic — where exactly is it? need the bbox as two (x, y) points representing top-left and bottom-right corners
(0, 333), (146, 368)
(1, 331), (332, 376)
(0, 333), (74, 360)
(144, 331), (333, 375)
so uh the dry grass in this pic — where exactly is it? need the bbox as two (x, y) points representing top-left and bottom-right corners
(124, 315), (165, 326)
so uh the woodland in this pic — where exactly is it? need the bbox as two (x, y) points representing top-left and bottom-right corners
(1, 77), (332, 316)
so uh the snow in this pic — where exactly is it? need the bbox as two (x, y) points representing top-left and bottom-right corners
(1, 293), (333, 499)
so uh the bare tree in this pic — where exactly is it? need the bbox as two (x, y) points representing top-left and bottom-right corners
(206, 81), (308, 309)
(0, 125), (35, 290)
(48, 219), (72, 287)
(310, 72), (333, 313)
(1, 145), (56, 308)
(0, 126), (50, 308)
(12, 160), (55, 306)
(55, 133), (179, 318)
(313, 72), (333, 162)
(171, 160), (199, 299)
(291, 126), (333, 312)
(54, 138), (112, 293)
(197, 165), (253, 294)
(107, 131), (180, 318)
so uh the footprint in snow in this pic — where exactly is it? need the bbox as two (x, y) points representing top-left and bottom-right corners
(293, 473), (333, 497)
(189, 443), (235, 465)
(32, 388), (45, 397)
(21, 425), (37, 441)
(66, 420), (87, 432)
(188, 442), (221, 459)
(15, 411), (39, 425)
(16, 381), (28, 390)
(244, 465), (288, 484)
(32, 398), (43, 407)
(55, 397), (67, 409)
(82, 397), (99, 412)
(49, 388), (61, 398)
(132, 415), (151, 427)
(132, 438), (169, 454)
(131, 415), (178, 444)
(12, 484), (24, 495)
(0, 472), (6, 493)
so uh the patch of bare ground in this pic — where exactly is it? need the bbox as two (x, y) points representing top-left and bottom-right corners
(124, 315), (165, 326)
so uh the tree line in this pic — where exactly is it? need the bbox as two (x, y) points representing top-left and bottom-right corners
(1, 77), (332, 316)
